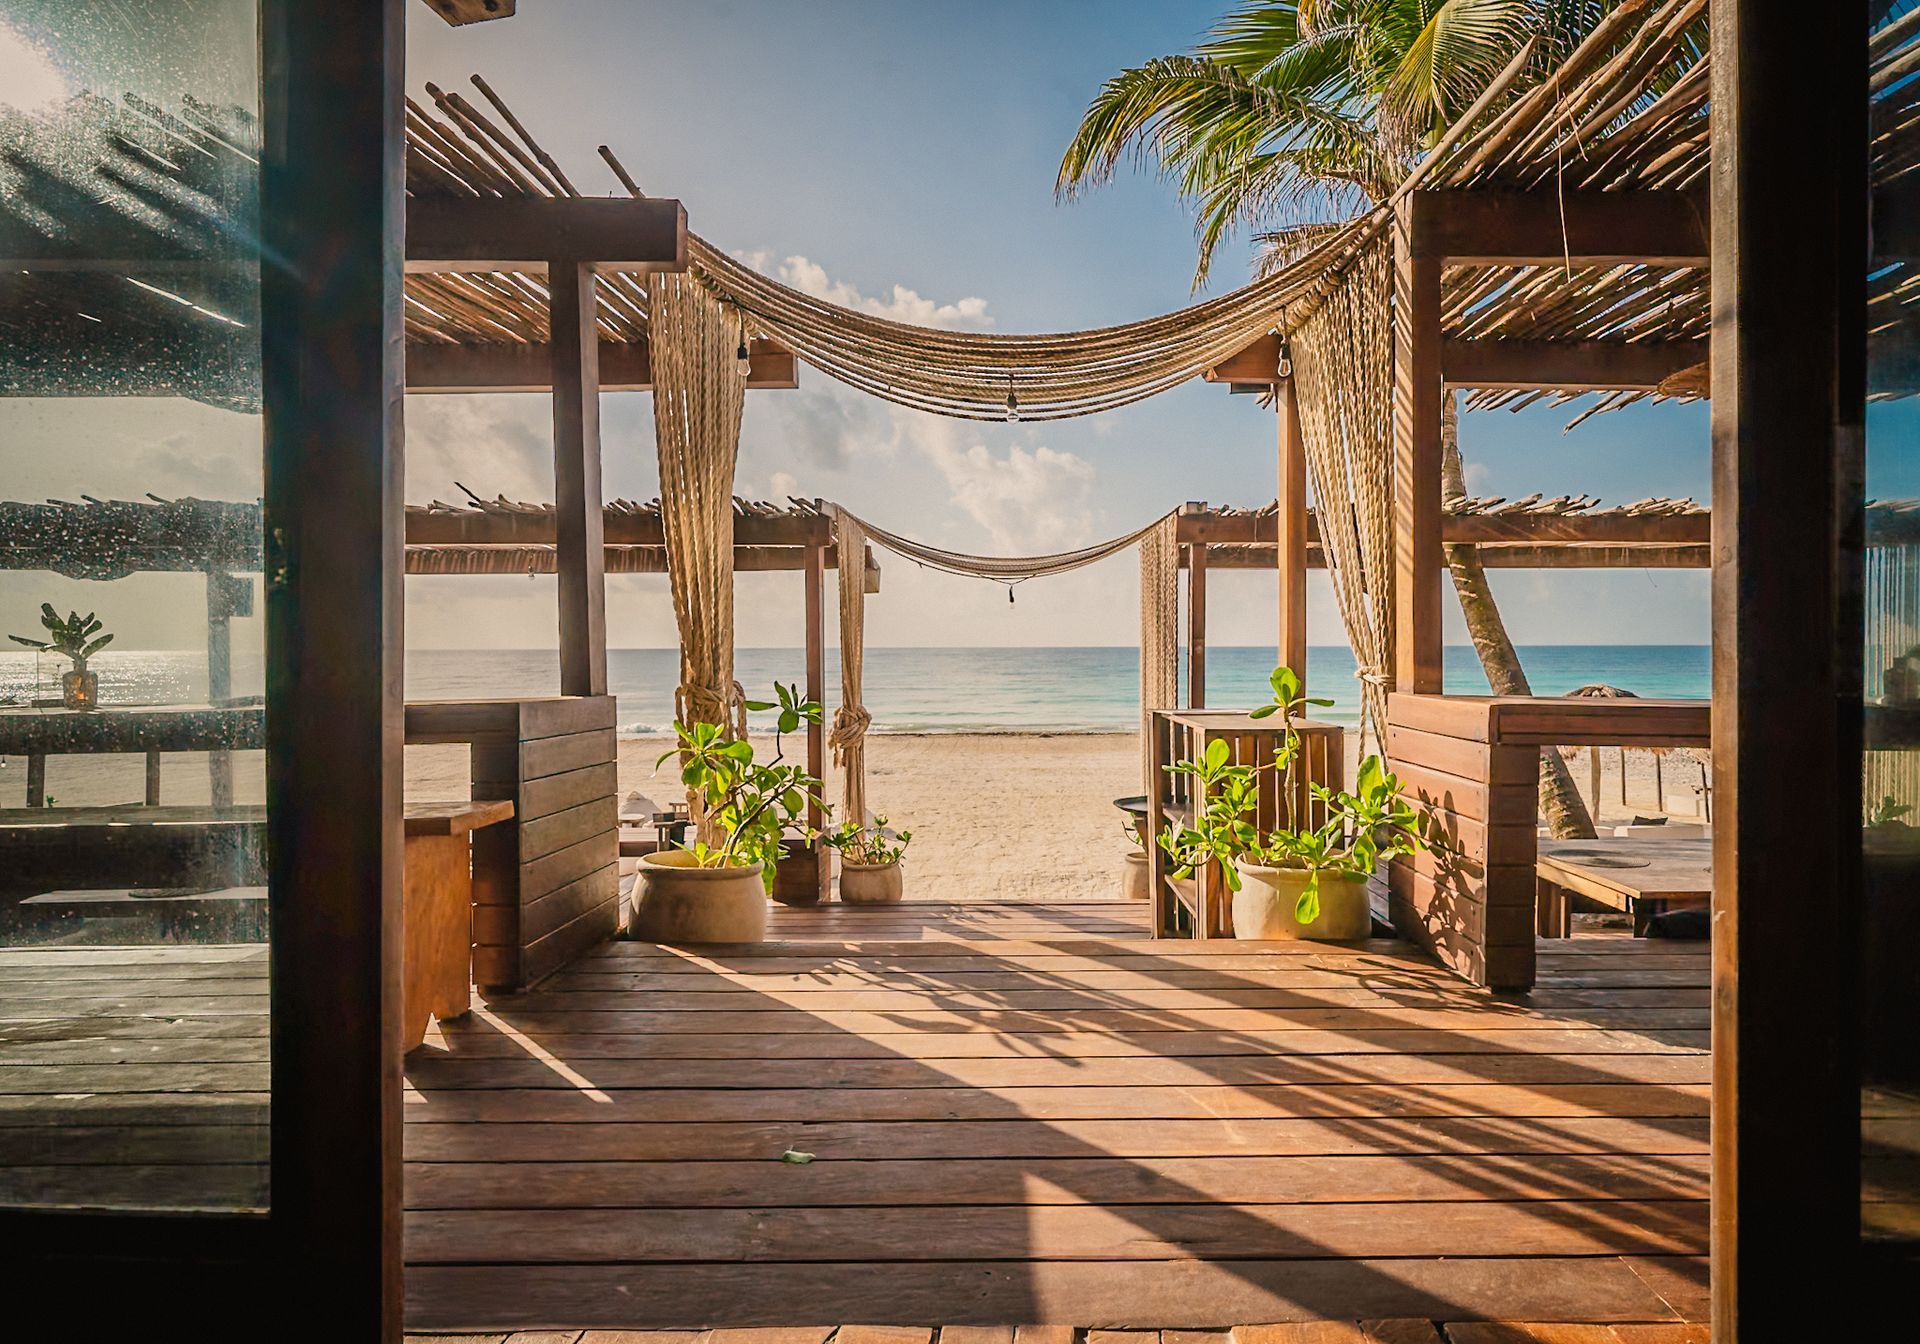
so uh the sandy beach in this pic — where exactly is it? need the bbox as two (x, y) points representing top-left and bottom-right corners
(6, 731), (1710, 905)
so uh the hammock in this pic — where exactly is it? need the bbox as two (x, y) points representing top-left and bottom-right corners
(837, 507), (1179, 584)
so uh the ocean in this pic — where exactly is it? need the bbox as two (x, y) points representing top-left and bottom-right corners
(3, 645), (1712, 736)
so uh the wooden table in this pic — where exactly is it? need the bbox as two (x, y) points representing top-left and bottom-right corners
(0, 703), (264, 807)
(1535, 834), (1712, 937)
(1146, 709), (1344, 939)
(404, 799), (514, 1049)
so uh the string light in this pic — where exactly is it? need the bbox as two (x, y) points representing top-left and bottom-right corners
(1004, 375), (1019, 423)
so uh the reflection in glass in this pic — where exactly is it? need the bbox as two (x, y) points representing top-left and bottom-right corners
(0, 0), (267, 1212)
(1865, 9), (1920, 1255)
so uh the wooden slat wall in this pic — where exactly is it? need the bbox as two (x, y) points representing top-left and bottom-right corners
(408, 697), (620, 990)
(1385, 698), (1541, 992)
(1384, 694), (1712, 993)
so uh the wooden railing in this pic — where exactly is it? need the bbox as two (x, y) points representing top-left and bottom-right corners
(1384, 692), (1710, 990)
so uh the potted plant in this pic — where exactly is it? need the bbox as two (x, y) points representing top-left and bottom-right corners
(818, 813), (913, 905)
(9, 605), (112, 710)
(631, 682), (823, 944)
(1158, 665), (1426, 940)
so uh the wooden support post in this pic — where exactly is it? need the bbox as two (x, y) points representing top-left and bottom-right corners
(145, 750), (163, 806)
(1276, 375), (1309, 685)
(1710, 3), (1864, 1338)
(549, 260), (608, 698)
(26, 753), (45, 807)
(206, 570), (235, 808)
(1393, 201), (1444, 693)
(804, 536), (828, 897)
(1187, 541), (1208, 707)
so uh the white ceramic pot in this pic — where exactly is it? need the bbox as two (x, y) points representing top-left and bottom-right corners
(630, 850), (767, 943)
(1230, 862), (1372, 940)
(1121, 851), (1151, 901)
(838, 860), (904, 905)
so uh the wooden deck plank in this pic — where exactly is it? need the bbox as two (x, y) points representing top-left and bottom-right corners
(404, 1257), (1691, 1331)
(403, 1199), (1709, 1264)
(402, 1116), (1711, 1163)
(402, 1152), (1708, 1210)
(401, 1050), (1711, 1092)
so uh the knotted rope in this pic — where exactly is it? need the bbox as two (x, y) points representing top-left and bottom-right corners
(651, 273), (749, 834)
(830, 507), (873, 824)
(1137, 513), (1181, 791)
(1290, 238), (1395, 751)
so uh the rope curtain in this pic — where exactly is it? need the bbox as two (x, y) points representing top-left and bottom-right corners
(1138, 513), (1181, 791)
(831, 508), (872, 825)
(1868, 539), (1920, 818)
(1289, 238), (1396, 750)
(650, 273), (749, 770)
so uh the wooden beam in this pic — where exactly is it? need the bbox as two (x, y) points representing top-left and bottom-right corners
(1711, 2), (1864, 1339)
(1187, 541), (1208, 707)
(1276, 377), (1309, 682)
(550, 261), (608, 698)
(1441, 338), (1710, 390)
(405, 338), (797, 392)
(405, 506), (825, 547)
(1446, 512), (1710, 544)
(1202, 332), (1282, 385)
(1394, 202), (1445, 693)
(405, 543), (871, 575)
(405, 196), (687, 272)
(1411, 187), (1709, 267)
(1203, 542), (1708, 569)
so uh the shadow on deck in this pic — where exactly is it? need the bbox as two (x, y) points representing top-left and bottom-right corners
(398, 901), (1717, 1332)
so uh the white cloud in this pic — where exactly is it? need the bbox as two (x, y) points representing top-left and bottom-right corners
(404, 395), (552, 505)
(736, 250), (993, 331)
(916, 425), (1098, 553)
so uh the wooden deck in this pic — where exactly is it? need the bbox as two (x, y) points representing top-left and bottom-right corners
(402, 903), (1715, 1331)
(11, 900), (1864, 1333)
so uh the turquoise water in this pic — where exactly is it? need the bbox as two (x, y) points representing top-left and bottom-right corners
(2, 644), (1711, 735)
(408, 644), (1713, 736)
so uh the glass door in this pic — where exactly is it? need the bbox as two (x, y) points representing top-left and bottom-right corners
(0, 0), (271, 1214)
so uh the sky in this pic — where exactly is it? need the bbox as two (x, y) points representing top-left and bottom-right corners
(2, 0), (1721, 654)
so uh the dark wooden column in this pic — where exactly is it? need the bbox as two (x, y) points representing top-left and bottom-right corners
(1276, 375), (1309, 684)
(260, 0), (406, 1336)
(549, 259), (608, 698)
(1186, 540), (1208, 707)
(1709, 3), (1865, 1339)
(1392, 199), (1444, 694)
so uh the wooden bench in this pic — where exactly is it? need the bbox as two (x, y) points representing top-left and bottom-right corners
(19, 884), (267, 940)
(403, 799), (514, 1050)
(1535, 834), (1712, 937)
(0, 804), (267, 900)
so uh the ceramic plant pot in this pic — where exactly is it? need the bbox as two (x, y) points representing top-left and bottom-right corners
(61, 668), (98, 711)
(1121, 850), (1151, 901)
(772, 842), (825, 906)
(1230, 862), (1372, 940)
(630, 850), (767, 943)
(838, 860), (904, 905)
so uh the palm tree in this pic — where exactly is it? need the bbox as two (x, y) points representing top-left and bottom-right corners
(1060, 0), (1598, 838)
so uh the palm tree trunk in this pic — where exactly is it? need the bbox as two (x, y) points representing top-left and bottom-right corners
(1439, 393), (1597, 840)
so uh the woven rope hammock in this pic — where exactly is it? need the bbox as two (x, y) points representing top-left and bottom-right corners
(1289, 237), (1396, 748)
(651, 272), (750, 771)
(1138, 513), (1181, 791)
(830, 507), (872, 825)
(838, 507), (1179, 584)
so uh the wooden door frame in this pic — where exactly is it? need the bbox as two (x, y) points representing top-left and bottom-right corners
(1709, 3), (1866, 1339)
(8, 1), (408, 1337)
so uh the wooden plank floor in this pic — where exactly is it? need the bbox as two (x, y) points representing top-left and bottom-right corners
(403, 903), (1718, 1331)
(5, 905), (1910, 1332)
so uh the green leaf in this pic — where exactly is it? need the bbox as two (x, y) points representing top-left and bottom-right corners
(743, 699), (775, 712)
(777, 709), (800, 736)
(1248, 703), (1279, 719)
(1204, 738), (1231, 771)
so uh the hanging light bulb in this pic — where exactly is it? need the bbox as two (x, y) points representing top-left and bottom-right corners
(735, 332), (753, 379)
(1004, 375), (1020, 423)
